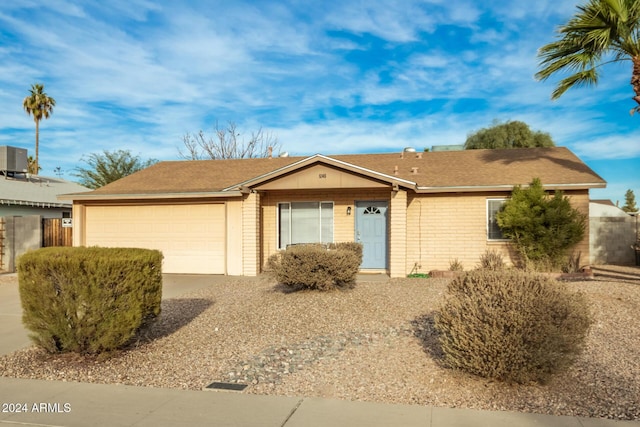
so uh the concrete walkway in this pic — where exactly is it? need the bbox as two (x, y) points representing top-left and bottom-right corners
(1, 377), (638, 427)
(1, 273), (638, 427)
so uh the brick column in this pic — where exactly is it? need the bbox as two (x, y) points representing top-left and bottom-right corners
(389, 189), (407, 278)
(72, 204), (85, 246)
(242, 191), (261, 276)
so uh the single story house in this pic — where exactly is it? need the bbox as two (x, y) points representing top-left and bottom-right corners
(0, 144), (89, 218)
(0, 174), (89, 219)
(63, 147), (606, 277)
(0, 158), (90, 271)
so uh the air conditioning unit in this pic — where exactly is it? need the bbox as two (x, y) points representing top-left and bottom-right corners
(0, 146), (28, 173)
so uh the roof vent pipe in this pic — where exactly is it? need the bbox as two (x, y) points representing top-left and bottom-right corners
(411, 167), (419, 174)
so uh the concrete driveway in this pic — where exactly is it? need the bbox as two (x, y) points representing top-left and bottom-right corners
(0, 273), (31, 356)
(0, 273), (220, 356)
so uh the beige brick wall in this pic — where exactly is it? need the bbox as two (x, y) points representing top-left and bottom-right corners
(226, 199), (243, 275)
(242, 192), (260, 276)
(405, 189), (592, 273)
(566, 190), (591, 263)
(260, 188), (390, 270)
(389, 189), (407, 278)
(405, 192), (506, 272)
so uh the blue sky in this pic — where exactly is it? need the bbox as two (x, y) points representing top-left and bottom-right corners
(0, 0), (638, 204)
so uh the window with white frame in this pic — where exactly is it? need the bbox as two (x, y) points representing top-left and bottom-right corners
(278, 202), (334, 248)
(487, 199), (507, 240)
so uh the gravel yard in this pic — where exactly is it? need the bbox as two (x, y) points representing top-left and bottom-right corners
(1, 266), (639, 421)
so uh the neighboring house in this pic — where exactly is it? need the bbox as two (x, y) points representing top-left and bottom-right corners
(63, 147), (606, 277)
(0, 173), (89, 219)
(0, 148), (91, 272)
(0, 144), (90, 218)
(590, 199), (638, 265)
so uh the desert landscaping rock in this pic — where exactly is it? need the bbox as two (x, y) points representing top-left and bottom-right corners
(0, 266), (638, 421)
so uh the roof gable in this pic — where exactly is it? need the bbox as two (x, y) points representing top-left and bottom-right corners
(253, 163), (391, 190)
(236, 154), (415, 191)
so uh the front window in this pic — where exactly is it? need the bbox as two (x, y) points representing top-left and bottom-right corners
(487, 199), (507, 240)
(278, 202), (334, 248)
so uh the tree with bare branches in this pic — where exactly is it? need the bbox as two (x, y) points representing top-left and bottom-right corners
(178, 121), (282, 160)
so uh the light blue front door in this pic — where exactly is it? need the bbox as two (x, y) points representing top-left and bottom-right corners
(355, 201), (388, 269)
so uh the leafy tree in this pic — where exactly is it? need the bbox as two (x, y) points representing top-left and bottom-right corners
(536, 0), (640, 115)
(496, 178), (587, 270)
(622, 189), (638, 212)
(178, 121), (281, 160)
(23, 83), (56, 173)
(73, 150), (158, 189)
(464, 120), (555, 150)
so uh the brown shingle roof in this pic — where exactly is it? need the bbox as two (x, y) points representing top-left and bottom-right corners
(71, 147), (605, 198)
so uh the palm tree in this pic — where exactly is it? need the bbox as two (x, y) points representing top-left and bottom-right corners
(22, 83), (56, 174)
(535, 0), (640, 114)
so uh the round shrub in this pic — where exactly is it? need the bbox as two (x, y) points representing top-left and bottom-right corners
(434, 269), (592, 384)
(267, 243), (362, 291)
(18, 247), (163, 355)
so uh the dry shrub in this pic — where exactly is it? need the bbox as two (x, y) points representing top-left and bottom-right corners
(448, 258), (464, 271)
(477, 249), (505, 270)
(434, 269), (592, 384)
(267, 243), (362, 291)
(329, 242), (363, 261)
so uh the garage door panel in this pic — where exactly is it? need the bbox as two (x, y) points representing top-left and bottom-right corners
(85, 204), (226, 274)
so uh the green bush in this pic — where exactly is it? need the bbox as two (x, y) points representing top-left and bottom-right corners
(496, 178), (586, 270)
(434, 269), (592, 384)
(267, 242), (362, 291)
(18, 247), (163, 355)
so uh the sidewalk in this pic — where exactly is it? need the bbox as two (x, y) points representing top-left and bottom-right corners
(1, 273), (639, 426)
(1, 377), (638, 427)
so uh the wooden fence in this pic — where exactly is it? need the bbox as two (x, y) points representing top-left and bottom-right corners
(42, 218), (73, 247)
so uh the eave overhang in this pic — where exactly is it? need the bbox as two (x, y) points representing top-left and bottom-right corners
(59, 191), (244, 202)
(1, 199), (71, 208)
(415, 182), (607, 193)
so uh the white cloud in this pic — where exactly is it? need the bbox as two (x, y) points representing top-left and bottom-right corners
(324, 1), (437, 42)
(571, 134), (640, 161)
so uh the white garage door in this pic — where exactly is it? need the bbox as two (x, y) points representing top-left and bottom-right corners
(85, 204), (226, 274)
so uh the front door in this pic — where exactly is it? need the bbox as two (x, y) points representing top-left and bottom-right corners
(355, 201), (388, 269)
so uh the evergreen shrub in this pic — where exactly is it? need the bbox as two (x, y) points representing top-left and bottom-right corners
(18, 247), (163, 355)
(434, 269), (592, 384)
(496, 178), (586, 270)
(267, 242), (362, 291)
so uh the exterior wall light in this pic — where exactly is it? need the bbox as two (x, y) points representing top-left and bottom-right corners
(347, 206), (352, 215)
